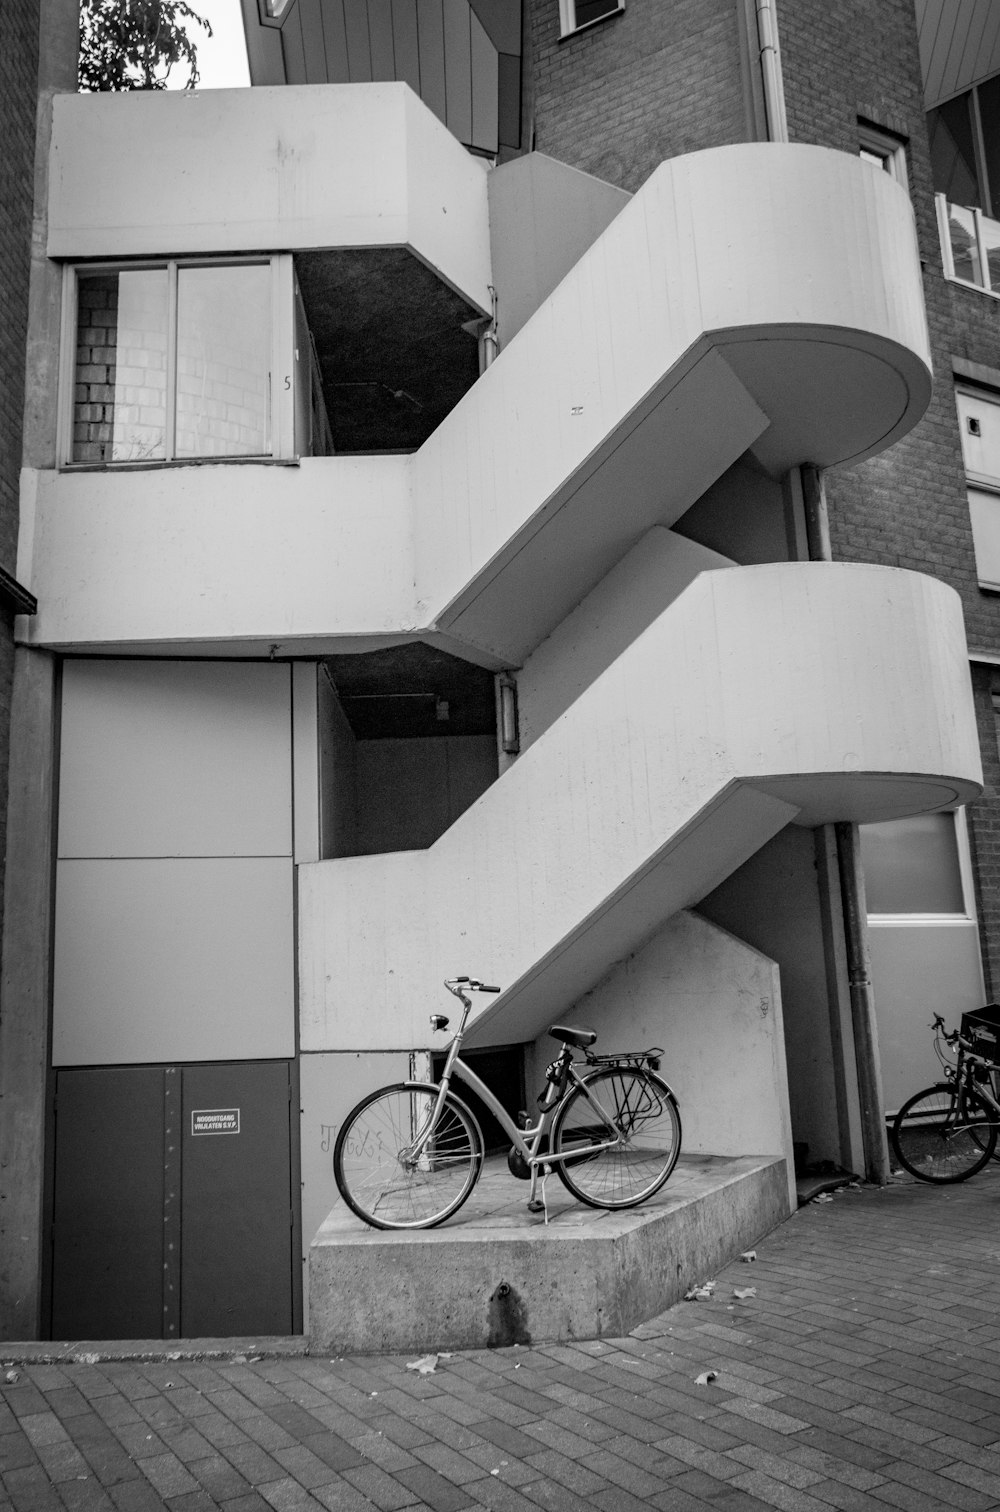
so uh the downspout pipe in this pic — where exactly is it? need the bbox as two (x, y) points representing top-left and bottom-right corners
(802, 463), (890, 1186)
(756, 0), (788, 144)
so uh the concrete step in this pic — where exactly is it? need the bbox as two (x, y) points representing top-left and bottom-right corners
(308, 1152), (789, 1355)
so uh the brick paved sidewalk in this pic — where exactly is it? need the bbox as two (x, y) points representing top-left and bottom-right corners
(3, 1168), (999, 1512)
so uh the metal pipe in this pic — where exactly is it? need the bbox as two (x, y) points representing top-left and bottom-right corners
(801, 463), (832, 562)
(835, 821), (890, 1184)
(804, 462), (887, 1183)
(756, 0), (788, 144)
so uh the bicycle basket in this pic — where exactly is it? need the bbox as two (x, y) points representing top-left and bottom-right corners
(961, 1004), (1000, 1065)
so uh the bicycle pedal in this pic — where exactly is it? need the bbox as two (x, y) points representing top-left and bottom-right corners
(527, 1199), (545, 1213)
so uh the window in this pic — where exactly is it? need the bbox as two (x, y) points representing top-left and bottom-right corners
(957, 386), (1000, 589)
(858, 122), (908, 189)
(559, 0), (623, 39)
(64, 258), (293, 466)
(861, 812), (970, 920)
(930, 74), (1000, 293)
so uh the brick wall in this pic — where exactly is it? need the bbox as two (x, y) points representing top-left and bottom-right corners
(0, 0), (40, 962)
(524, 0), (751, 191)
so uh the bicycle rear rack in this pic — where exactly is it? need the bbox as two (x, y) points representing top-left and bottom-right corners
(584, 1047), (663, 1072)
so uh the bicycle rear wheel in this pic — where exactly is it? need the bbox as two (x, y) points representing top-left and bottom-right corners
(891, 1082), (997, 1183)
(551, 1067), (681, 1209)
(334, 1082), (483, 1229)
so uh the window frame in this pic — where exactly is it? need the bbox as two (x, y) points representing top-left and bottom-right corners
(858, 121), (908, 192)
(956, 384), (1000, 589)
(864, 809), (978, 929)
(558, 0), (624, 40)
(58, 254), (296, 469)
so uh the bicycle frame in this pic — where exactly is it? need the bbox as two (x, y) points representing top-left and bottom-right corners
(404, 980), (638, 1208)
(935, 1018), (1000, 1124)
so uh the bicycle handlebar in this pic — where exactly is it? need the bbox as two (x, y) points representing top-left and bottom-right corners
(445, 977), (501, 993)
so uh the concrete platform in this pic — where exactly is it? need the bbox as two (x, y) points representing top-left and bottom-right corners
(309, 1152), (790, 1354)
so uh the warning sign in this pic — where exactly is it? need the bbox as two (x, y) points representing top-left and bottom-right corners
(191, 1108), (240, 1136)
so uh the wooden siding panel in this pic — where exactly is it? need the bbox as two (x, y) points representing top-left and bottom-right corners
(443, 0), (473, 144)
(319, 0), (351, 83)
(391, 0), (421, 95)
(280, 3), (308, 83)
(342, 0), (373, 80)
(470, 11), (498, 154)
(417, 0), (448, 128)
(367, 0), (396, 80)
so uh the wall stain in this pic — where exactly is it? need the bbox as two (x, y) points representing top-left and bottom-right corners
(487, 1280), (531, 1348)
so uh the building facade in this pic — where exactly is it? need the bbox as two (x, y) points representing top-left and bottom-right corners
(1, 0), (996, 1340)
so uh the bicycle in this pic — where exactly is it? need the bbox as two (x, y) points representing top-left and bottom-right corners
(333, 976), (682, 1229)
(890, 1010), (1000, 1183)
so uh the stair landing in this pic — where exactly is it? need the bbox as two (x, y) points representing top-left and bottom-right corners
(308, 1153), (790, 1354)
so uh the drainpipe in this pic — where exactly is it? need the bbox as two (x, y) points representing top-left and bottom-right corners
(835, 821), (890, 1185)
(755, 0), (788, 144)
(802, 464), (890, 1185)
(482, 285), (499, 369)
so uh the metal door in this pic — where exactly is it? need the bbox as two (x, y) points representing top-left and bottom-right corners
(181, 1061), (294, 1336)
(50, 1068), (166, 1339)
(49, 1062), (295, 1339)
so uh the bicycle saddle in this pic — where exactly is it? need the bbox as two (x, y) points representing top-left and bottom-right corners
(549, 1024), (597, 1048)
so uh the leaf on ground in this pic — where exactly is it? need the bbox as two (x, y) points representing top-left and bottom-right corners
(812, 1192), (834, 1204)
(684, 1281), (716, 1301)
(740, 1250), (757, 1262)
(733, 1287), (757, 1300)
(407, 1353), (446, 1374)
(695, 1370), (718, 1385)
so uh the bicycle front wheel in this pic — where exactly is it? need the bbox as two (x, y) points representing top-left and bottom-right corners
(333, 1082), (483, 1229)
(891, 1082), (997, 1183)
(551, 1067), (681, 1209)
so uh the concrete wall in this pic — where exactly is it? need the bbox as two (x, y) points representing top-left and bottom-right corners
(516, 527), (732, 749)
(23, 145), (933, 671)
(318, 670), (358, 861)
(354, 735), (497, 854)
(698, 827), (853, 1170)
(299, 1048), (411, 1320)
(524, 909), (796, 1210)
(299, 563), (982, 1055)
(48, 84), (492, 314)
(487, 152), (630, 343)
(19, 458), (415, 654)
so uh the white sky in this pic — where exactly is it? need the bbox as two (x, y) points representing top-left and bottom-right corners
(178, 0), (251, 89)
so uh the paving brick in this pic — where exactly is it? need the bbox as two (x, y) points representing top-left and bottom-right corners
(339, 1461), (420, 1510)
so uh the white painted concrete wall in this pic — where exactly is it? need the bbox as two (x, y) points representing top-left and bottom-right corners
(697, 828), (847, 1168)
(487, 153), (631, 343)
(298, 564), (982, 1055)
(19, 459), (415, 653)
(524, 910), (795, 1210)
(48, 84), (492, 313)
(53, 661), (295, 1065)
(22, 147), (933, 665)
(516, 527), (732, 749)
(299, 1049), (410, 1317)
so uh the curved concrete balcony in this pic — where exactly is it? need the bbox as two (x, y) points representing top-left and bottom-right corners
(298, 563), (982, 1053)
(24, 145), (929, 661)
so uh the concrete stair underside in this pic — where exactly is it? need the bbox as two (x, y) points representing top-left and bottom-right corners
(308, 1152), (789, 1354)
